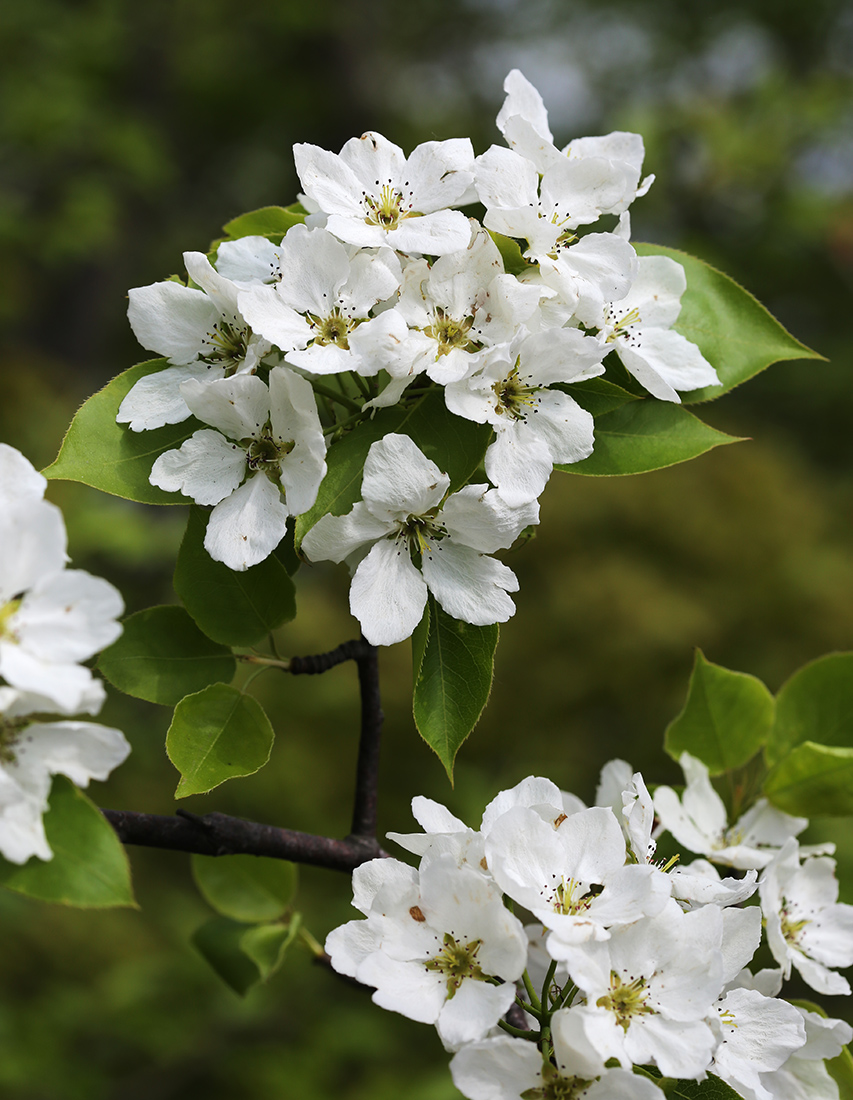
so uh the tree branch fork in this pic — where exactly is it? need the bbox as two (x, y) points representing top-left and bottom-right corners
(101, 639), (387, 874)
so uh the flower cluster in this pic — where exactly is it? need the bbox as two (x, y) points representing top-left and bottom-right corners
(115, 70), (718, 644)
(327, 762), (853, 1100)
(0, 446), (129, 864)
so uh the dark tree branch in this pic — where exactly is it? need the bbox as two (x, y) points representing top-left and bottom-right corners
(102, 808), (387, 872)
(102, 639), (386, 869)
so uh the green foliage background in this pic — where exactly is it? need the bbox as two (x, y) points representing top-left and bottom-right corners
(1, 0), (853, 1096)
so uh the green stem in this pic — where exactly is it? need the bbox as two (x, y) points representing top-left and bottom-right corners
(298, 925), (325, 958)
(239, 654), (292, 670)
(522, 969), (542, 1012)
(516, 995), (542, 1021)
(324, 407), (369, 438)
(541, 959), (558, 1007)
(311, 381), (361, 413)
(497, 1019), (538, 1041)
(349, 370), (371, 399)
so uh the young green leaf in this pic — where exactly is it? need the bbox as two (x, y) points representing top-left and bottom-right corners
(167, 684), (274, 798)
(221, 206), (305, 240)
(560, 400), (742, 477)
(190, 914), (300, 996)
(191, 854), (297, 922)
(488, 231), (528, 276)
(661, 1076), (744, 1099)
(766, 653), (853, 767)
(0, 777), (135, 908)
(175, 507), (296, 646)
(98, 605), (236, 705)
(43, 361), (203, 504)
(635, 243), (824, 404)
(562, 377), (640, 420)
(763, 742), (853, 817)
(295, 388), (491, 545)
(664, 650), (774, 775)
(412, 599), (499, 783)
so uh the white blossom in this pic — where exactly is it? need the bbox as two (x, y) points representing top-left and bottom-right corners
(326, 854), (528, 1049)
(301, 434), (537, 645)
(149, 367), (326, 570)
(654, 752), (808, 869)
(294, 132), (476, 255)
(445, 328), (606, 506)
(760, 838), (853, 995)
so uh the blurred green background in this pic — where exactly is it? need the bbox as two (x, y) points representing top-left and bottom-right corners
(1, 0), (853, 1096)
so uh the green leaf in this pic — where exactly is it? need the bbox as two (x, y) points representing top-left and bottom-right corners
(191, 914), (300, 996)
(192, 854), (297, 922)
(0, 777), (135, 908)
(763, 741), (853, 817)
(635, 243), (823, 404)
(664, 650), (774, 775)
(174, 507), (296, 646)
(221, 205), (304, 240)
(828, 1046), (853, 1099)
(767, 653), (853, 766)
(295, 388), (491, 544)
(662, 1077), (742, 1099)
(166, 684), (274, 798)
(98, 605), (236, 705)
(43, 361), (204, 504)
(412, 598), (499, 782)
(560, 399), (742, 477)
(489, 231), (528, 276)
(562, 377), (640, 419)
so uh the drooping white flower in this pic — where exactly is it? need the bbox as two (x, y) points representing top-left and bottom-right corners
(237, 224), (403, 376)
(654, 752), (808, 870)
(495, 70), (655, 212)
(592, 255), (720, 402)
(760, 837), (853, 995)
(301, 434), (537, 646)
(326, 854), (528, 1050)
(0, 687), (130, 864)
(444, 328), (606, 506)
(294, 132), (476, 255)
(117, 252), (273, 431)
(0, 458), (123, 715)
(475, 145), (639, 324)
(450, 1034), (665, 1100)
(595, 759), (657, 866)
(149, 367), (326, 570)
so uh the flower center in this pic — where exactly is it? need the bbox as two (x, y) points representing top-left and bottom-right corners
(0, 598), (21, 642)
(245, 427), (295, 479)
(605, 306), (642, 343)
(596, 970), (656, 1031)
(780, 897), (811, 944)
(0, 716), (25, 765)
(363, 181), (413, 231)
(549, 877), (603, 916)
(202, 320), (251, 371)
(522, 1068), (595, 1100)
(492, 362), (540, 421)
(309, 307), (355, 349)
(423, 932), (486, 997)
(424, 309), (478, 357)
(399, 513), (447, 560)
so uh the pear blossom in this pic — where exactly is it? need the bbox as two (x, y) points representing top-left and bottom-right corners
(746, 1007), (852, 1100)
(595, 759), (657, 865)
(654, 752), (808, 869)
(450, 1034), (665, 1100)
(237, 224), (403, 376)
(300, 434), (537, 646)
(444, 328), (606, 506)
(556, 901), (725, 1078)
(294, 132), (476, 255)
(117, 251), (273, 431)
(0, 687), (130, 864)
(591, 255), (720, 402)
(474, 145), (639, 323)
(326, 854), (528, 1050)
(495, 69), (655, 212)
(484, 804), (669, 947)
(0, 454), (123, 715)
(760, 838), (853, 995)
(149, 367), (326, 570)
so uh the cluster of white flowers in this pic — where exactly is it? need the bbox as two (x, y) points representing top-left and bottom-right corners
(116, 70), (719, 645)
(0, 445), (129, 864)
(327, 759), (853, 1100)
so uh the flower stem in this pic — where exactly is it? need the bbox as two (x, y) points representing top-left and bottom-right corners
(311, 381), (361, 413)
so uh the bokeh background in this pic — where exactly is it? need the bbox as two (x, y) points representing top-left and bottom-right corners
(1, 0), (853, 1096)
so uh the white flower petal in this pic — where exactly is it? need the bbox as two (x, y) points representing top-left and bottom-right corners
(204, 474), (289, 571)
(127, 280), (219, 363)
(350, 539), (427, 646)
(421, 541), (518, 627)
(149, 429), (246, 505)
